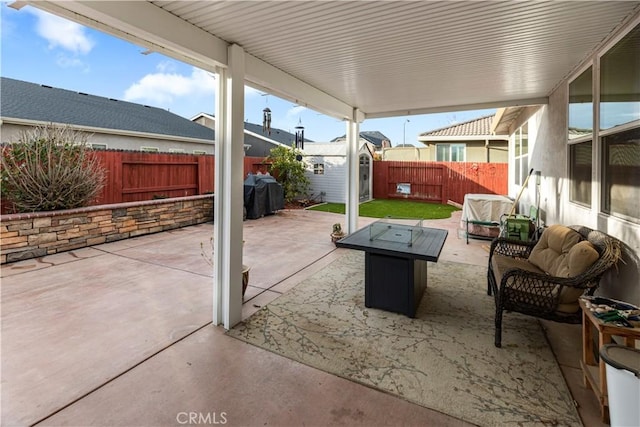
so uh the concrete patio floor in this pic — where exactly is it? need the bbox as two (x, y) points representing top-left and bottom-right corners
(1, 209), (605, 426)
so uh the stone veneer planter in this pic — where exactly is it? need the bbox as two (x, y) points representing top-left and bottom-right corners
(0, 195), (213, 264)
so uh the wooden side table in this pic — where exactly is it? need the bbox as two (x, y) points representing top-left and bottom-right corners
(579, 298), (640, 422)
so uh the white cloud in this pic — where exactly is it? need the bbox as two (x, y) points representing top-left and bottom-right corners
(155, 60), (177, 73)
(286, 105), (307, 119)
(124, 66), (215, 106)
(28, 8), (94, 54)
(56, 54), (90, 72)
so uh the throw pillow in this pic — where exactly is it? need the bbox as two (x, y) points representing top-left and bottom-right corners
(567, 240), (600, 277)
(529, 225), (582, 275)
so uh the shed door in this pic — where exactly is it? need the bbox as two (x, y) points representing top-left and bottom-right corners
(359, 155), (370, 202)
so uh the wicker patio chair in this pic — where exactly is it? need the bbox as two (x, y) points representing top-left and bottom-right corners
(488, 225), (622, 348)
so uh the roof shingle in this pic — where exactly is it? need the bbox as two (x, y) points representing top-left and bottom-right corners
(419, 115), (496, 137)
(0, 77), (214, 140)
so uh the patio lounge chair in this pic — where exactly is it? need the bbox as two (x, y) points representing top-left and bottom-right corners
(488, 224), (622, 348)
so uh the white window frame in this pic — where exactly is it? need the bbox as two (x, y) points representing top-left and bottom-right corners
(567, 63), (594, 209)
(512, 124), (528, 186)
(435, 143), (465, 162)
(565, 20), (640, 224)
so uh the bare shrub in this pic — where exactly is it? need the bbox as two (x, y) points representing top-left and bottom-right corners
(1, 124), (106, 213)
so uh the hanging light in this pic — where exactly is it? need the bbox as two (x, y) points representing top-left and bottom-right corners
(294, 118), (305, 150)
(262, 107), (271, 135)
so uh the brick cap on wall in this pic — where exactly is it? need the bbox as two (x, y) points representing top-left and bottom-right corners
(0, 194), (214, 221)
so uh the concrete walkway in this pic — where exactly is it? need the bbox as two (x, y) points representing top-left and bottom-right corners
(1, 209), (603, 426)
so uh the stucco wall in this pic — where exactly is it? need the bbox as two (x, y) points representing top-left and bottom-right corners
(529, 88), (571, 228)
(384, 144), (507, 162)
(382, 147), (430, 161)
(423, 140), (508, 163)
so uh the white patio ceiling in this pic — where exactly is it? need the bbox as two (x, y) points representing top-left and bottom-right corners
(31, 1), (640, 121)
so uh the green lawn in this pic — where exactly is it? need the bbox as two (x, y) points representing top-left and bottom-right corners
(308, 199), (459, 219)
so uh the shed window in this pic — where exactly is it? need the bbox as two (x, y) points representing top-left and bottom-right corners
(141, 146), (159, 153)
(313, 163), (325, 175)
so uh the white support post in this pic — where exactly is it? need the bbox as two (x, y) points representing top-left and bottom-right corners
(213, 66), (226, 326)
(213, 44), (245, 329)
(345, 111), (360, 233)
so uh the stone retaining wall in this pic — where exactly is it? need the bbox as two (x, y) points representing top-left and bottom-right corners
(0, 195), (213, 264)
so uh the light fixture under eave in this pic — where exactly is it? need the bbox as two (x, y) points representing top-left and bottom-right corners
(140, 49), (154, 55)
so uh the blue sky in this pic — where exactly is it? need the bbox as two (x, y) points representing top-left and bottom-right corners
(1, 3), (496, 145)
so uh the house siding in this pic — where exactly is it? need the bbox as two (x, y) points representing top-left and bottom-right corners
(244, 134), (289, 157)
(1, 122), (214, 154)
(532, 66), (640, 254)
(383, 144), (507, 162)
(304, 156), (346, 203)
(537, 81), (639, 306)
(424, 140), (508, 163)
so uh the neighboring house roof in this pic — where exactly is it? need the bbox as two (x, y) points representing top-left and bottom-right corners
(243, 120), (312, 145)
(191, 112), (313, 146)
(331, 131), (391, 148)
(568, 128), (593, 138)
(419, 115), (495, 138)
(1, 77), (214, 141)
(359, 131), (390, 147)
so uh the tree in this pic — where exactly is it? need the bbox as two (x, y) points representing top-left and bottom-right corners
(1, 124), (106, 213)
(266, 144), (309, 204)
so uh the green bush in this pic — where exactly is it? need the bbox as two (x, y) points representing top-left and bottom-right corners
(1, 124), (106, 213)
(267, 144), (310, 204)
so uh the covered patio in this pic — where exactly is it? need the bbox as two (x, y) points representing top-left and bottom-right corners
(1, 209), (604, 426)
(18, 0), (640, 328)
(2, 1), (639, 426)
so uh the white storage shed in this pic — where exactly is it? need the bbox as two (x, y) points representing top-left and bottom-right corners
(302, 142), (374, 203)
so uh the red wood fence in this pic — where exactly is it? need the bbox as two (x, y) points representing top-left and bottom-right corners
(93, 151), (270, 205)
(2, 149), (506, 213)
(373, 161), (508, 205)
(0, 150), (271, 213)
